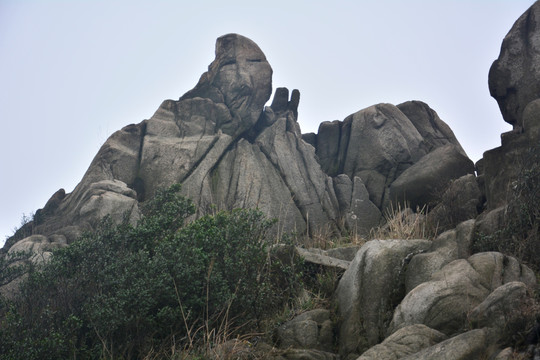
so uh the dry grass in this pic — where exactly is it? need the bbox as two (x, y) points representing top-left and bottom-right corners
(370, 203), (434, 240)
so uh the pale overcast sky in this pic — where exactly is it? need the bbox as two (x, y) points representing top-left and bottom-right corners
(0, 0), (535, 244)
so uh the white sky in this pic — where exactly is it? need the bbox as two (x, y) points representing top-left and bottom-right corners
(0, 0), (535, 245)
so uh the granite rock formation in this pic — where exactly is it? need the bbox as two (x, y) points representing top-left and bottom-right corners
(3, 33), (474, 255)
(478, 0), (540, 237)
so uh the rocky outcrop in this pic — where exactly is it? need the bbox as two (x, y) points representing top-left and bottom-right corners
(400, 328), (498, 360)
(488, 1), (540, 129)
(277, 309), (334, 352)
(3, 33), (475, 260)
(483, 1), (540, 210)
(335, 214), (537, 359)
(388, 252), (535, 337)
(314, 102), (474, 214)
(4, 34), (340, 246)
(427, 174), (482, 232)
(357, 324), (447, 360)
(336, 239), (432, 356)
(389, 144), (475, 210)
(405, 219), (475, 293)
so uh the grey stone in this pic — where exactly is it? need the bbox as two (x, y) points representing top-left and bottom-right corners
(469, 281), (535, 339)
(357, 324), (447, 360)
(389, 258), (490, 337)
(389, 144), (475, 210)
(467, 252), (536, 291)
(336, 239), (432, 356)
(522, 98), (540, 138)
(277, 309), (334, 352)
(427, 174), (482, 232)
(405, 219), (476, 293)
(473, 206), (507, 240)
(482, 133), (533, 210)
(397, 100), (466, 155)
(390, 252), (536, 337)
(325, 246), (360, 262)
(253, 110), (340, 236)
(493, 347), (514, 360)
(347, 177), (382, 236)
(488, 1), (540, 128)
(7, 234), (67, 264)
(333, 175), (381, 236)
(280, 349), (338, 360)
(296, 247), (350, 270)
(181, 34), (272, 137)
(401, 328), (498, 360)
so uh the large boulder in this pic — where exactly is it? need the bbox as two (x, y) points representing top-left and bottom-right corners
(180, 33), (273, 136)
(313, 102), (473, 214)
(357, 324), (447, 360)
(404, 219), (476, 293)
(389, 252), (536, 337)
(400, 328), (498, 360)
(332, 175), (381, 236)
(482, 2), (540, 214)
(277, 309), (334, 352)
(336, 239), (432, 357)
(427, 174), (482, 232)
(468, 281), (535, 341)
(3, 34), (341, 245)
(315, 103), (428, 209)
(396, 100), (466, 155)
(389, 144), (475, 210)
(488, 1), (540, 128)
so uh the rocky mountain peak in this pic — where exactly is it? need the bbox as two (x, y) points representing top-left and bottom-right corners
(489, 1), (540, 129)
(3, 33), (476, 253)
(181, 33), (272, 137)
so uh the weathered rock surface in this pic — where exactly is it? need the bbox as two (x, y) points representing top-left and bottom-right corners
(315, 104), (428, 209)
(1, 4), (539, 357)
(400, 328), (498, 360)
(332, 175), (381, 236)
(7, 234), (67, 265)
(405, 219), (475, 293)
(313, 102), (473, 216)
(426, 174), (482, 232)
(277, 309), (334, 352)
(3, 33), (475, 260)
(3, 35), (340, 245)
(389, 252), (536, 337)
(468, 281), (534, 339)
(295, 247), (350, 270)
(336, 239), (432, 357)
(357, 324), (447, 360)
(481, 1), (540, 219)
(489, 1), (540, 128)
(389, 144), (475, 210)
(396, 100), (466, 155)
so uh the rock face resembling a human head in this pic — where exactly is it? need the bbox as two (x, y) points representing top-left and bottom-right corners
(182, 34), (273, 136)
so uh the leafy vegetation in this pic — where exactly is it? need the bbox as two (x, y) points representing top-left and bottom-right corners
(0, 184), (301, 359)
(472, 146), (540, 271)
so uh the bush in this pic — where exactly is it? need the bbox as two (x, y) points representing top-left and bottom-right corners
(472, 146), (540, 270)
(0, 184), (300, 359)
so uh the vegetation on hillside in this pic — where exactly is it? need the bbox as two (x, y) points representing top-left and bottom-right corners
(0, 184), (302, 359)
(472, 146), (540, 271)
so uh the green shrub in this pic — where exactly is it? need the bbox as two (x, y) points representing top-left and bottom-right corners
(472, 146), (540, 270)
(0, 184), (300, 359)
